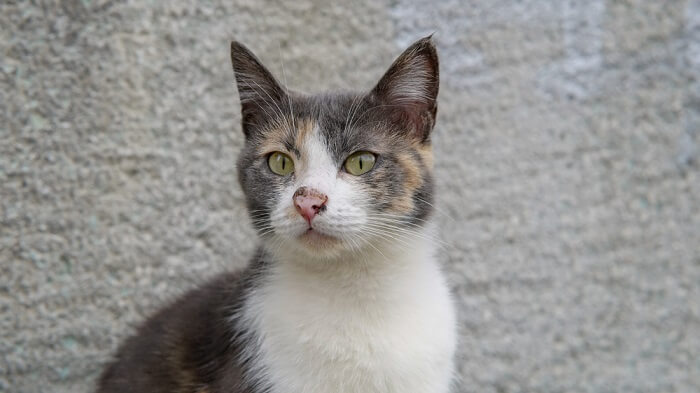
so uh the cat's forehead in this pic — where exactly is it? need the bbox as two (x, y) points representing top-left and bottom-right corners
(255, 92), (389, 160)
(295, 92), (369, 130)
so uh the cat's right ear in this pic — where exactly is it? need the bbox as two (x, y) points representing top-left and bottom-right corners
(369, 36), (439, 143)
(230, 41), (286, 137)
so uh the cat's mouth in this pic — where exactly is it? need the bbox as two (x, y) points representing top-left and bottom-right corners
(298, 228), (339, 248)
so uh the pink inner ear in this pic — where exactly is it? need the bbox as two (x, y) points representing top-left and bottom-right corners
(371, 39), (439, 141)
(387, 99), (435, 141)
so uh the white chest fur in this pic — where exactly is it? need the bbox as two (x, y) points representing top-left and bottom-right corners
(241, 240), (456, 393)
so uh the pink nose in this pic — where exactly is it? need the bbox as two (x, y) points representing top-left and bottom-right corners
(293, 187), (328, 224)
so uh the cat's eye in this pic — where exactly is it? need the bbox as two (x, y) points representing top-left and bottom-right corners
(268, 152), (295, 176)
(344, 151), (376, 176)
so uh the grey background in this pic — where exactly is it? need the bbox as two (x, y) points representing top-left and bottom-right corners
(2, 0), (699, 392)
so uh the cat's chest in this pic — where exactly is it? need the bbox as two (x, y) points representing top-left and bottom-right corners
(242, 253), (456, 393)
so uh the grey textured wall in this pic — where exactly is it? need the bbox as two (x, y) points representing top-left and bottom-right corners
(2, 1), (699, 392)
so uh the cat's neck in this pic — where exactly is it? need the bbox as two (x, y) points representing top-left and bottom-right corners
(240, 225), (454, 393)
(247, 227), (445, 319)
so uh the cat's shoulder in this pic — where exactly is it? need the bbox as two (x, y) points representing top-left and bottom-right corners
(96, 269), (252, 393)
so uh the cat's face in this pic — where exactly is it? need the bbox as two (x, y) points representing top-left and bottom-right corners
(231, 37), (439, 260)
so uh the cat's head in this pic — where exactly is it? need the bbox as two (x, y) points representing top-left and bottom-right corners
(231, 37), (439, 261)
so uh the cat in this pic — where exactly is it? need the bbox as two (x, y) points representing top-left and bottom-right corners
(96, 36), (456, 393)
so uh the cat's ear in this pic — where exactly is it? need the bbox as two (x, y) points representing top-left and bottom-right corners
(230, 41), (287, 137)
(370, 36), (439, 142)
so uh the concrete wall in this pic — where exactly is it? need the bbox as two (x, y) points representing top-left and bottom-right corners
(2, 1), (698, 392)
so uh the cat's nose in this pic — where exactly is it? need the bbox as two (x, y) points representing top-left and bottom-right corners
(293, 187), (328, 225)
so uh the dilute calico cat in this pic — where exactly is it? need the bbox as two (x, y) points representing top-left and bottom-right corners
(97, 36), (456, 393)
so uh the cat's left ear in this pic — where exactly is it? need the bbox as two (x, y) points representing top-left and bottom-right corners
(370, 36), (439, 142)
(230, 41), (287, 138)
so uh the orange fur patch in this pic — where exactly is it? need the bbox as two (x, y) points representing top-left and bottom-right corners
(258, 124), (290, 155)
(416, 143), (433, 169)
(391, 150), (425, 213)
(294, 118), (314, 152)
(257, 118), (315, 157)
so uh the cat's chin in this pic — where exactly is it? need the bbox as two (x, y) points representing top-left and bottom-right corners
(297, 228), (341, 249)
(266, 228), (351, 261)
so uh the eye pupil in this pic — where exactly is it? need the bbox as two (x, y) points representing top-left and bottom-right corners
(359, 158), (363, 170)
(282, 158), (286, 170)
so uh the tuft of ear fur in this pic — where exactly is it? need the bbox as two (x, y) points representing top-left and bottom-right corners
(230, 41), (287, 137)
(370, 36), (439, 142)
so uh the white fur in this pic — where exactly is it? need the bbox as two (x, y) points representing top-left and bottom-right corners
(242, 239), (456, 393)
(239, 128), (456, 392)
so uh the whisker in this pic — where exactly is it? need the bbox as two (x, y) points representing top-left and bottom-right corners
(277, 43), (297, 144)
(362, 222), (449, 248)
(412, 196), (455, 223)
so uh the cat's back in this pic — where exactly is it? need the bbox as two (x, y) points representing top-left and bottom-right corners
(96, 270), (251, 393)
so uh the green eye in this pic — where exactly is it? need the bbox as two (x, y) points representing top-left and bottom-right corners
(344, 151), (376, 176)
(268, 152), (295, 175)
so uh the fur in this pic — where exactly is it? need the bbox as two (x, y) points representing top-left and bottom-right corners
(242, 235), (455, 393)
(97, 36), (456, 393)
